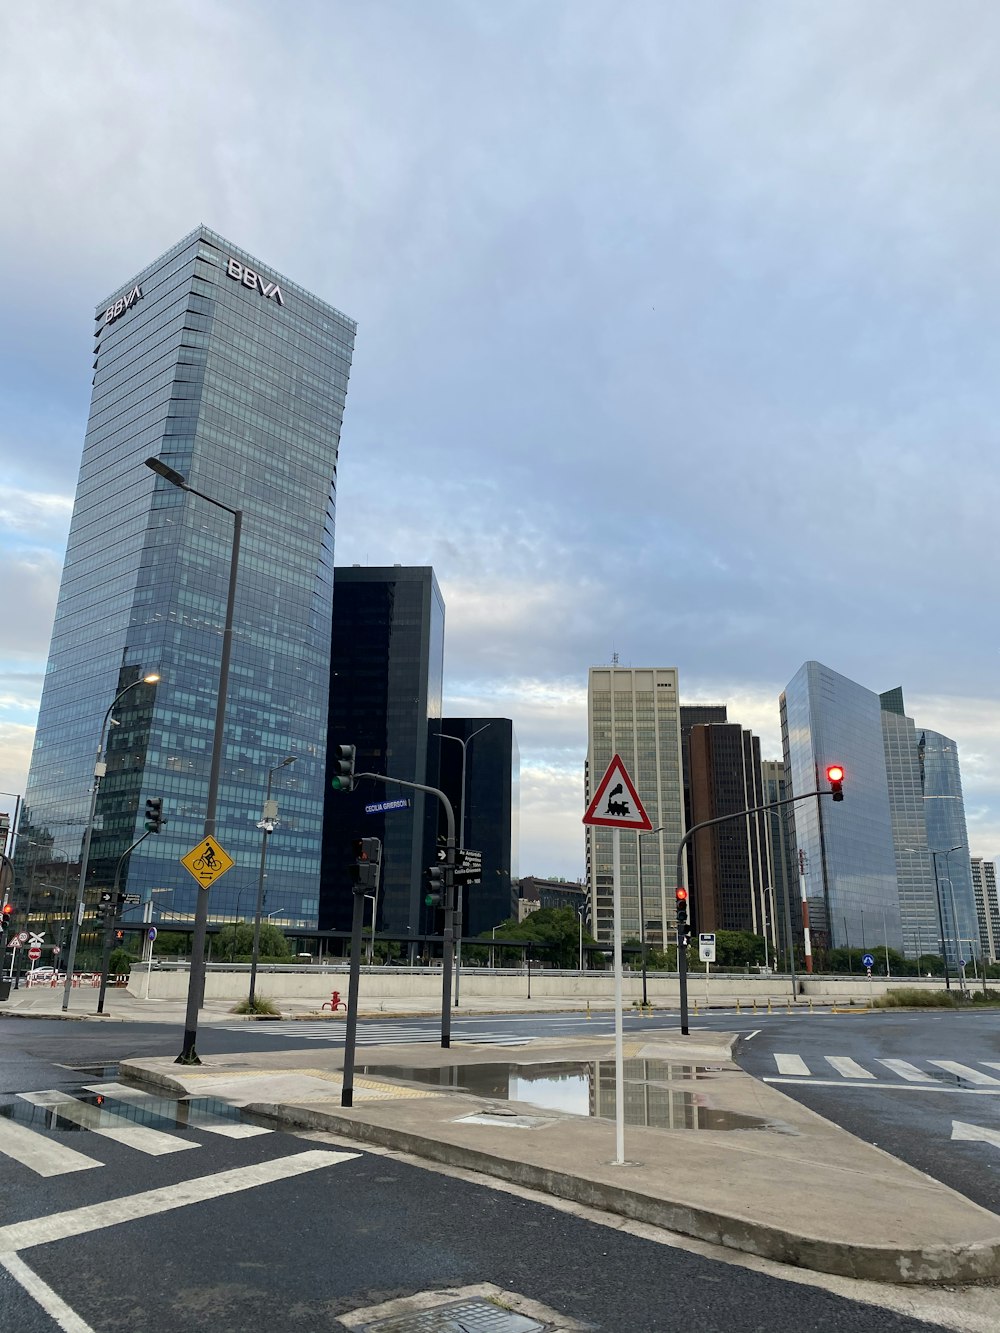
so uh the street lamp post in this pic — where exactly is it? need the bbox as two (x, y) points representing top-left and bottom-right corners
(61, 671), (160, 1012)
(438, 724), (491, 1006)
(249, 755), (296, 1006)
(145, 456), (242, 1064)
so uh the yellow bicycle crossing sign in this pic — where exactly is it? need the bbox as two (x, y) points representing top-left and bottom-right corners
(180, 837), (235, 888)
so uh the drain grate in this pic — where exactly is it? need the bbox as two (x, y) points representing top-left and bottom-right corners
(359, 1299), (545, 1332)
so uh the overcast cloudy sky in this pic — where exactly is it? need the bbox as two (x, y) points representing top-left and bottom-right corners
(2, 2), (999, 877)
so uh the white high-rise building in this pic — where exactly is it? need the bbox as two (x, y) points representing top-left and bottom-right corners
(970, 857), (1000, 964)
(585, 667), (685, 947)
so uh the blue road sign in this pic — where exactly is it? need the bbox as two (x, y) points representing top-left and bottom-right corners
(364, 798), (411, 815)
(861, 953), (874, 968)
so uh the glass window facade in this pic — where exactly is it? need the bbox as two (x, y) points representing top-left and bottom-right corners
(781, 662), (901, 953)
(18, 227), (355, 931)
(879, 690), (938, 959)
(920, 729), (978, 969)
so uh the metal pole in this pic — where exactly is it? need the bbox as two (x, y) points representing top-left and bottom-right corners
(637, 831), (647, 1007)
(249, 756), (295, 1007)
(612, 826), (625, 1165)
(882, 910), (891, 977)
(179, 504), (241, 1063)
(930, 852), (952, 990)
(62, 675), (158, 1012)
(341, 880), (366, 1107)
(439, 725), (490, 1009)
(97, 829), (151, 1013)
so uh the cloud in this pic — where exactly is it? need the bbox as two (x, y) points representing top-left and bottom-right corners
(0, 487), (73, 543)
(0, 549), (60, 663)
(0, 722), (34, 800)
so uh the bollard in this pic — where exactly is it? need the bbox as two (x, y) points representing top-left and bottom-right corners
(735, 997), (740, 1014)
(752, 999), (757, 1014)
(808, 997), (813, 1013)
(767, 998), (772, 1014)
(693, 998), (699, 1016)
(586, 1000), (591, 1020)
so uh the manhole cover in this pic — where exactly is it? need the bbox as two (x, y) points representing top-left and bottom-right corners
(360, 1298), (544, 1332)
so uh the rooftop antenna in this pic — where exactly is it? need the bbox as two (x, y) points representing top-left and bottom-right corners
(611, 650), (620, 666)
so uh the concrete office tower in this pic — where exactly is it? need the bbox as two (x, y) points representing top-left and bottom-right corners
(19, 227), (355, 929)
(686, 721), (768, 941)
(920, 729), (979, 970)
(879, 689), (939, 960)
(321, 566), (445, 943)
(970, 857), (1000, 964)
(761, 759), (800, 964)
(780, 662), (902, 953)
(438, 719), (519, 936)
(585, 667), (685, 947)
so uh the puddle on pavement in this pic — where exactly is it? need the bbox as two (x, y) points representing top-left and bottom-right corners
(60, 1064), (121, 1079)
(360, 1058), (784, 1132)
(0, 1089), (257, 1134)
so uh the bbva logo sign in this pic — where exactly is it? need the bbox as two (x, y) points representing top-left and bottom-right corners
(226, 257), (285, 306)
(103, 285), (143, 325)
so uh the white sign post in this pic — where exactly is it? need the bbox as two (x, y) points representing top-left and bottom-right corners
(583, 753), (652, 1166)
(699, 933), (716, 1005)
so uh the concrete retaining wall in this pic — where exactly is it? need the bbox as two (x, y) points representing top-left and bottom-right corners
(128, 964), (952, 1006)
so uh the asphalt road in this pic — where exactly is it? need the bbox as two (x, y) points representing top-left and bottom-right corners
(734, 1009), (1000, 1214)
(0, 1026), (961, 1333)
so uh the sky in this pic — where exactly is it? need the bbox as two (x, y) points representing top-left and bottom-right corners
(2, 1), (999, 879)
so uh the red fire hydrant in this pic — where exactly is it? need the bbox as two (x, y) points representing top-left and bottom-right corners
(322, 989), (347, 1012)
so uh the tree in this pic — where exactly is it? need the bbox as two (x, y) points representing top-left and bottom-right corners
(215, 922), (291, 961)
(482, 907), (597, 969)
(713, 930), (766, 969)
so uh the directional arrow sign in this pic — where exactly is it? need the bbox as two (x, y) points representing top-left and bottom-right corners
(952, 1121), (1000, 1150)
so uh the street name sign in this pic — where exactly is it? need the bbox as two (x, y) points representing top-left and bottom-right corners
(180, 838), (235, 889)
(365, 798), (411, 815)
(582, 755), (652, 831)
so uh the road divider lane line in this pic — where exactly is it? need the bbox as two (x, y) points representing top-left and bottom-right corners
(0, 1149), (359, 1255)
(0, 1117), (103, 1177)
(774, 1054), (810, 1075)
(825, 1056), (875, 1079)
(929, 1061), (1000, 1086)
(1, 1253), (96, 1333)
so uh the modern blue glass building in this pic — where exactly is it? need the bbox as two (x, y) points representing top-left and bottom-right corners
(780, 662), (902, 953)
(879, 688), (938, 960)
(920, 729), (979, 971)
(19, 227), (355, 931)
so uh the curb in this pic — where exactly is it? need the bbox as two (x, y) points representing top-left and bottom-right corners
(119, 1060), (1000, 1287)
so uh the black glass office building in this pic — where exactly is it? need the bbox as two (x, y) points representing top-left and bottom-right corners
(321, 566), (445, 942)
(781, 661), (902, 953)
(18, 227), (355, 929)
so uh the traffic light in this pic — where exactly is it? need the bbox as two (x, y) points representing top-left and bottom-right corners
(1, 901), (14, 928)
(114, 929), (125, 942)
(350, 838), (379, 890)
(331, 744), (356, 792)
(424, 864), (446, 908)
(675, 886), (689, 929)
(144, 796), (164, 832)
(826, 765), (845, 802)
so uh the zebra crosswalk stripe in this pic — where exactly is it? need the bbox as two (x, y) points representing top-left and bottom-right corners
(877, 1059), (936, 1083)
(773, 1053), (810, 1076)
(83, 1084), (272, 1139)
(928, 1061), (1000, 1086)
(18, 1092), (199, 1156)
(0, 1116), (102, 1177)
(824, 1056), (876, 1079)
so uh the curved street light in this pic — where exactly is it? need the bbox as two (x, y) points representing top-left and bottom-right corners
(249, 755), (296, 1004)
(61, 671), (160, 1011)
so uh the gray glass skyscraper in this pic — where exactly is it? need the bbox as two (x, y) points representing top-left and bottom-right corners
(19, 227), (355, 930)
(920, 729), (978, 970)
(780, 661), (902, 953)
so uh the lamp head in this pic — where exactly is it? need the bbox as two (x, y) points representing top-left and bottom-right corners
(144, 457), (187, 488)
(142, 672), (161, 684)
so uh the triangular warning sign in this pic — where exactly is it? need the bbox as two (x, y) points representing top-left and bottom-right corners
(582, 754), (653, 830)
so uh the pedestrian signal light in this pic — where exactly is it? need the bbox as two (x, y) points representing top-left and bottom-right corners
(114, 929), (125, 942)
(826, 765), (845, 802)
(331, 744), (356, 792)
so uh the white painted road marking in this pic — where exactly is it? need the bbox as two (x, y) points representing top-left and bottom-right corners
(877, 1059), (936, 1083)
(83, 1084), (272, 1139)
(952, 1120), (1000, 1149)
(824, 1056), (875, 1079)
(773, 1053), (810, 1076)
(929, 1061), (1000, 1086)
(764, 1077), (1000, 1094)
(0, 1116), (102, 1177)
(1, 1253), (96, 1333)
(0, 1149), (359, 1255)
(19, 1091), (198, 1156)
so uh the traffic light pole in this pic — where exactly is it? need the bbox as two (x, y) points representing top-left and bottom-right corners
(354, 773), (456, 1047)
(675, 786), (835, 1035)
(96, 829), (151, 1014)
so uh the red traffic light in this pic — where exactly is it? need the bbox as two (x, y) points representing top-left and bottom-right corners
(675, 887), (688, 903)
(826, 765), (844, 783)
(1, 902), (13, 917)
